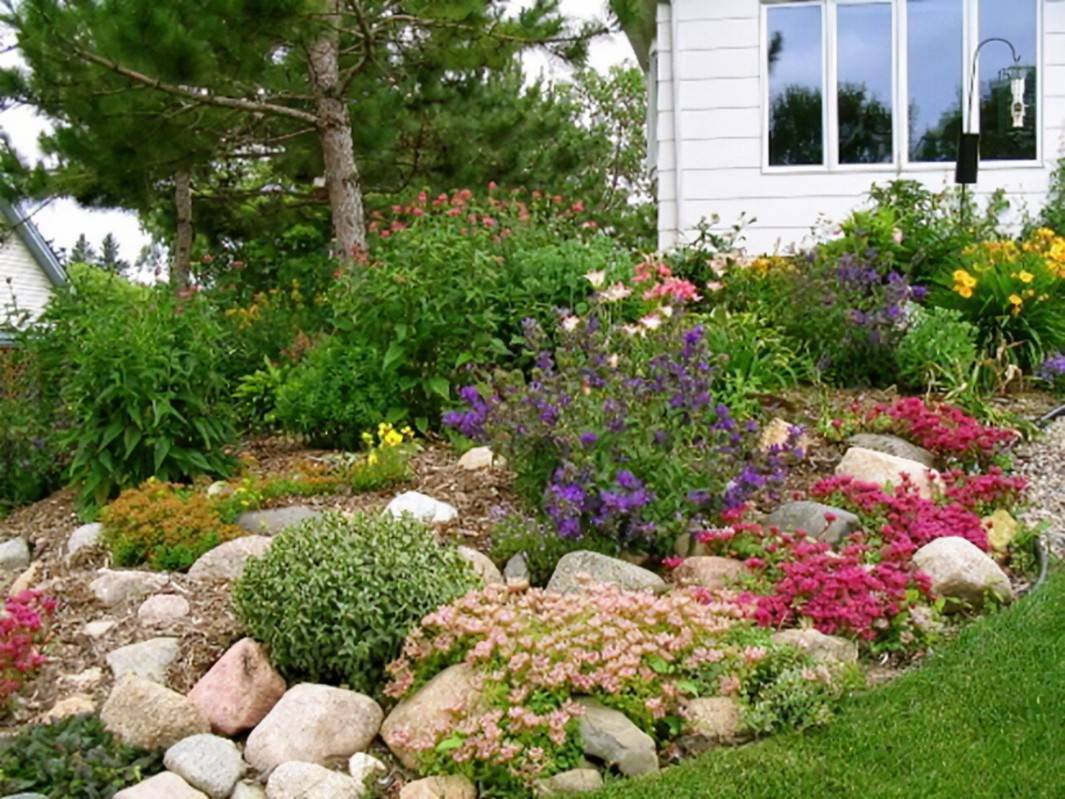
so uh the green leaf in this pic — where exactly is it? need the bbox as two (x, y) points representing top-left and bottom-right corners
(647, 655), (672, 674)
(435, 735), (464, 753)
(153, 438), (172, 473)
(426, 376), (450, 400)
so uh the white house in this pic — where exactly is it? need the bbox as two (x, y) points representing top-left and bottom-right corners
(622, 0), (1065, 253)
(0, 199), (66, 344)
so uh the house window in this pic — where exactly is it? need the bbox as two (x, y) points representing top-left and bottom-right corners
(978, 0), (1037, 161)
(906, 0), (964, 162)
(767, 4), (825, 166)
(838, 2), (893, 164)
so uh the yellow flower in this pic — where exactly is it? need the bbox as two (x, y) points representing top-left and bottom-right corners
(1017, 270), (1034, 284)
(361, 431), (374, 445)
(1008, 294), (1024, 315)
(956, 285), (973, 299)
(367, 452), (379, 466)
(952, 269), (976, 288)
(383, 430), (404, 447)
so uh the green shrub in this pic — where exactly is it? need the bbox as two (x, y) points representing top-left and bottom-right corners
(233, 512), (481, 694)
(99, 480), (243, 571)
(25, 267), (235, 513)
(896, 307), (979, 393)
(0, 713), (163, 798)
(1039, 159), (1065, 235)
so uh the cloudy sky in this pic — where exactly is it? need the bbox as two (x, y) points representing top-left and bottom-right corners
(0, 1), (634, 263)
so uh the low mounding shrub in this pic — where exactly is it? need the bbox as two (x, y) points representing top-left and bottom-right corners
(233, 512), (481, 694)
(386, 584), (857, 795)
(1, 590), (56, 706)
(25, 267), (236, 512)
(99, 480), (242, 571)
(0, 713), (163, 796)
(896, 306), (979, 393)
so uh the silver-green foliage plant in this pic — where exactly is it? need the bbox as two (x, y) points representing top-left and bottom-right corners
(896, 306), (979, 393)
(233, 511), (481, 694)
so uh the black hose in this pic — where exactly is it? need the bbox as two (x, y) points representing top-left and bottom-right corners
(1036, 403), (1065, 428)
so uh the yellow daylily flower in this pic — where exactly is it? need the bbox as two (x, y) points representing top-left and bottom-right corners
(1017, 270), (1034, 284)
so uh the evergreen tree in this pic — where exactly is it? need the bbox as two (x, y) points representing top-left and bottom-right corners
(98, 233), (129, 274)
(68, 233), (96, 265)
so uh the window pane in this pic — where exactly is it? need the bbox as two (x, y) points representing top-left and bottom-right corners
(838, 3), (893, 164)
(980, 0), (1037, 160)
(768, 5), (824, 166)
(908, 0), (964, 162)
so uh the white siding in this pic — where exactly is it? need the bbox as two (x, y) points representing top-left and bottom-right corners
(0, 232), (55, 321)
(655, 0), (1065, 254)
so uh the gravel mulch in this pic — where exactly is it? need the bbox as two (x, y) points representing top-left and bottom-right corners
(1015, 417), (1065, 559)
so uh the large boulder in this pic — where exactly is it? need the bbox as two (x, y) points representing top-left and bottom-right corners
(382, 663), (483, 769)
(546, 551), (666, 595)
(244, 684), (383, 774)
(672, 557), (746, 590)
(771, 628), (858, 665)
(576, 699), (657, 776)
(236, 507), (319, 536)
(0, 537), (30, 572)
(912, 537), (1013, 610)
(101, 676), (209, 750)
(188, 638), (287, 736)
(457, 546), (504, 585)
(105, 637), (180, 684)
(266, 762), (362, 799)
(137, 594), (190, 628)
(848, 434), (935, 467)
(399, 776), (476, 799)
(90, 569), (169, 607)
(164, 734), (247, 799)
(765, 501), (861, 545)
(835, 447), (938, 498)
(113, 772), (207, 799)
(188, 536), (273, 582)
(385, 492), (458, 524)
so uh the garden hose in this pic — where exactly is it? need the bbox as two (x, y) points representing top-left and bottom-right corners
(1027, 403), (1062, 592)
(1035, 404), (1065, 428)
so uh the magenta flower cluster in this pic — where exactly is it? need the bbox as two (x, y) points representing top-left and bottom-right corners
(1, 590), (56, 702)
(868, 397), (1018, 465)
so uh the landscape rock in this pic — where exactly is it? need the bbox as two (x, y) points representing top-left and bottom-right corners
(7, 561), (41, 596)
(348, 752), (388, 789)
(0, 537), (30, 572)
(231, 784), (267, 799)
(188, 536), (273, 582)
(137, 594), (190, 627)
(382, 663), (483, 769)
(546, 551), (666, 595)
(113, 772), (207, 799)
(40, 693), (95, 722)
(106, 636), (180, 684)
(771, 628), (859, 665)
(83, 619), (117, 638)
(576, 699), (658, 776)
(457, 446), (499, 470)
(673, 533), (712, 558)
(164, 734), (247, 799)
(236, 506), (319, 536)
(266, 762), (361, 799)
(672, 556), (747, 590)
(245, 683), (383, 774)
(535, 768), (604, 796)
(912, 536), (1013, 610)
(399, 776), (476, 799)
(765, 501), (861, 545)
(385, 491), (458, 524)
(90, 569), (169, 607)
(849, 433), (935, 467)
(101, 675), (209, 750)
(457, 546), (504, 584)
(63, 666), (104, 691)
(759, 418), (810, 453)
(1, 793), (48, 799)
(984, 509), (1020, 551)
(835, 447), (938, 498)
(66, 522), (103, 560)
(504, 552), (530, 585)
(206, 481), (232, 498)
(681, 697), (745, 744)
(188, 638), (287, 736)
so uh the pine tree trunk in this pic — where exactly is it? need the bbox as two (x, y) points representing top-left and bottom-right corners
(309, 0), (367, 260)
(172, 169), (193, 292)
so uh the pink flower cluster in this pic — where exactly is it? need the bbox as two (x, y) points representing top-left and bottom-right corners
(868, 398), (1018, 464)
(1, 590), (56, 702)
(633, 259), (702, 304)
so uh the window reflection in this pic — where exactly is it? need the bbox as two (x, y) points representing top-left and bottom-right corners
(980, 0), (1037, 160)
(838, 3), (893, 164)
(908, 0), (964, 162)
(768, 5), (824, 166)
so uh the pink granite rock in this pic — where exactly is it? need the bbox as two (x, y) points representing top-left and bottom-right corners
(188, 638), (286, 736)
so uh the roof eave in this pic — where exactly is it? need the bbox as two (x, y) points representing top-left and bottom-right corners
(0, 199), (67, 288)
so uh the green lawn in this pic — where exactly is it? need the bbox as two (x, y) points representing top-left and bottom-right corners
(596, 569), (1065, 799)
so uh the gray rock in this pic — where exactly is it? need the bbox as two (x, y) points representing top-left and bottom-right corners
(535, 768), (603, 796)
(849, 433), (935, 468)
(164, 734), (247, 799)
(236, 507), (319, 536)
(504, 552), (530, 584)
(230, 784), (267, 799)
(457, 546), (504, 584)
(672, 556), (746, 590)
(101, 675), (209, 750)
(836, 447), (938, 499)
(66, 522), (103, 560)
(137, 594), (190, 627)
(106, 637), (180, 684)
(0, 537), (30, 572)
(83, 619), (117, 638)
(90, 569), (169, 607)
(680, 697), (745, 744)
(771, 628), (859, 664)
(546, 551), (666, 595)
(245, 683), (383, 775)
(385, 491), (458, 524)
(576, 699), (657, 776)
(187, 536), (273, 582)
(348, 752), (387, 790)
(765, 501), (861, 545)
(113, 772), (207, 799)
(912, 537), (1013, 610)
(266, 762), (361, 799)
(399, 776), (476, 799)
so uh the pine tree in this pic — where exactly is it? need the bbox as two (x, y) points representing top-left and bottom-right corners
(98, 233), (129, 274)
(68, 233), (95, 265)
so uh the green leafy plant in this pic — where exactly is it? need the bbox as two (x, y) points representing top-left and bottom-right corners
(896, 306), (979, 393)
(233, 511), (481, 694)
(99, 480), (243, 571)
(0, 713), (162, 798)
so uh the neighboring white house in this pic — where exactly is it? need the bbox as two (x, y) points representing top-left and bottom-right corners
(0, 199), (66, 344)
(622, 0), (1065, 253)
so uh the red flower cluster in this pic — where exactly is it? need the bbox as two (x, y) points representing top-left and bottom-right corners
(868, 398), (1018, 463)
(1, 590), (56, 702)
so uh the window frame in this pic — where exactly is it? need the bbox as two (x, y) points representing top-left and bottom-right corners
(759, 0), (1043, 174)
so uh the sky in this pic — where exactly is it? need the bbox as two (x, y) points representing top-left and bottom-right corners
(0, 1), (634, 263)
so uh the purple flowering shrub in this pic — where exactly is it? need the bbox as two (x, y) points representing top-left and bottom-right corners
(1038, 353), (1065, 394)
(445, 309), (805, 557)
